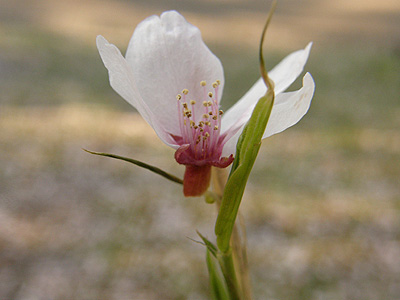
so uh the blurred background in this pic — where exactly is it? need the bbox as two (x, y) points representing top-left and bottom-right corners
(1, 0), (399, 299)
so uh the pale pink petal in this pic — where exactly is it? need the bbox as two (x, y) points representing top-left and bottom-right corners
(96, 35), (178, 148)
(220, 77), (265, 137)
(125, 11), (224, 135)
(96, 35), (151, 124)
(264, 72), (315, 138)
(221, 73), (315, 156)
(221, 43), (312, 133)
(269, 42), (313, 94)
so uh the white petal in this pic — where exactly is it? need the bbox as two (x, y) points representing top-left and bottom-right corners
(269, 42), (312, 94)
(221, 77), (265, 136)
(221, 43), (312, 133)
(221, 73), (315, 156)
(125, 11), (224, 135)
(96, 35), (151, 124)
(263, 72), (315, 138)
(96, 35), (178, 148)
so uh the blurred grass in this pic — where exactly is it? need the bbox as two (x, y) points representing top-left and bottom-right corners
(1, 0), (400, 299)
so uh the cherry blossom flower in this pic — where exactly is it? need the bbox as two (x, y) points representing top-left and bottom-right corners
(96, 10), (315, 197)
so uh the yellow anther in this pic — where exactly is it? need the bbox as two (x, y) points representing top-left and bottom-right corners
(205, 121), (211, 126)
(216, 80), (221, 85)
(176, 94), (182, 100)
(208, 92), (213, 98)
(190, 100), (196, 105)
(182, 103), (188, 109)
(205, 132), (210, 137)
(214, 126), (219, 130)
(207, 101), (213, 106)
(182, 89), (189, 95)
(212, 115), (218, 120)
(198, 122), (204, 127)
(200, 128), (204, 132)
(203, 114), (209, 119)
(208, 111), (213, 115)
(203, 101), (208, 107)
(200, 81), (206, 86)
(212, 82), (218, 88)
(219, 110), (224, 115)
(194, 125), (199, 130)
(190, 120), (195, 127)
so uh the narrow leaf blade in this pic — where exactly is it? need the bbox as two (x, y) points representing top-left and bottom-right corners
(206, 250), (230, 300)
(197, 230), (218, 258)
(83, 149), (183, 185)
(215, 93), (274, 252)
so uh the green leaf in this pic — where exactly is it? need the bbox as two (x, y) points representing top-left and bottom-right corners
(259, 0), (277, 91)
(214, 0), (277, 254)
(196, 232), (242, 299)
(83, 149), (183, 185)
(206, 250), (230, 300)
(197, 230), (218, 258)
(215, 94), (274, 252)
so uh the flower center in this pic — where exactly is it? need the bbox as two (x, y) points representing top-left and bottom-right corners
(176, 80), (224, 161)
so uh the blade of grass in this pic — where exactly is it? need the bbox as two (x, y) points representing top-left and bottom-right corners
(83, 149), (183, 185)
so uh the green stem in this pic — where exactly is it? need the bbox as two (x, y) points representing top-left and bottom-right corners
(211, 168), (251, 300)
(218, 249), (242, 300)
(231, 216), (252, 300)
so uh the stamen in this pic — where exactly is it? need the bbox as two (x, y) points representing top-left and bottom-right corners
(176, 80), (224, 163)
(219, 110), (224, 115)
